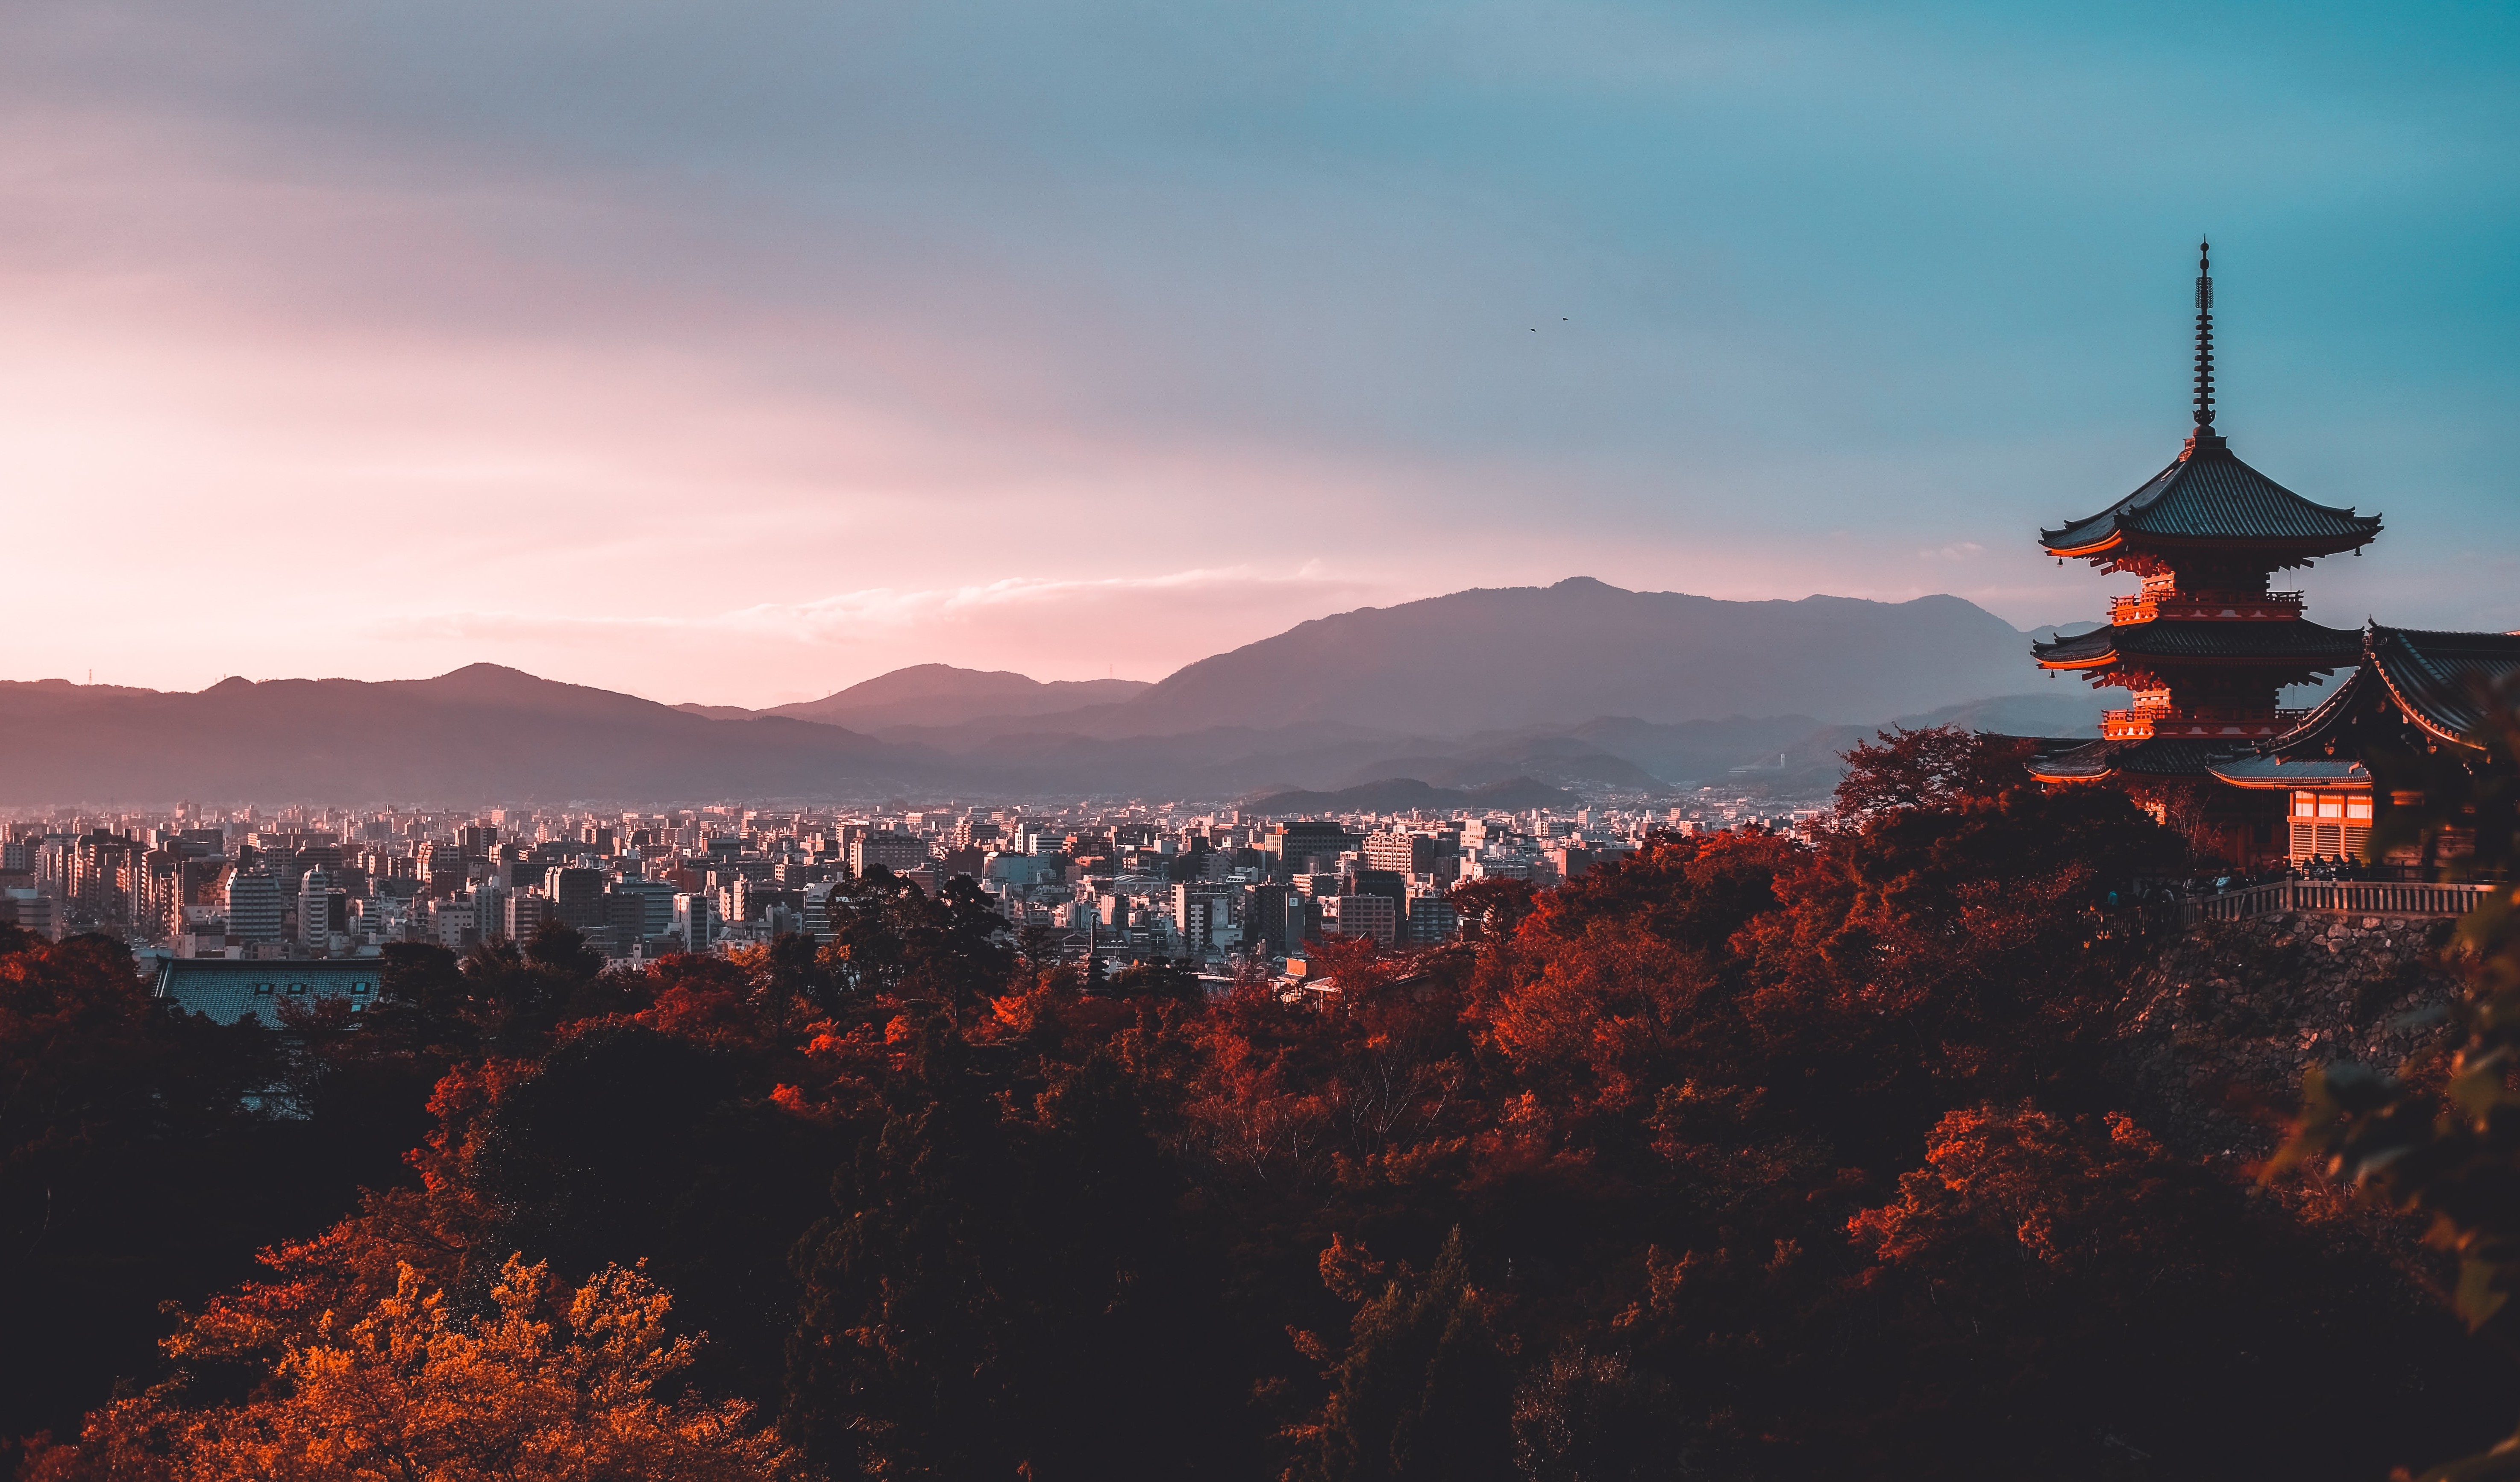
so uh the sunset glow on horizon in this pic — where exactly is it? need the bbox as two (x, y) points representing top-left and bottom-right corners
(5, 0), (2515, 706)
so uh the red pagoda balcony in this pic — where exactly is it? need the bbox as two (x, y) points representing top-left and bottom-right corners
(2101, 706), (2311, 740)
(2109, 591), (2306, 625)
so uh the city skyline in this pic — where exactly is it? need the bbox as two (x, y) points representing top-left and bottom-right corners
(6, 0), (2515, 707)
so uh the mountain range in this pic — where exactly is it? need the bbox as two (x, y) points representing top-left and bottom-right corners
(0, 579), (2112, 806)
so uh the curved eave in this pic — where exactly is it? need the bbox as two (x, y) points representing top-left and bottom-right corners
(2033, 650), (2121, 672)
(2041, 532), (2124, 561)
(2206, 757), (2371, 790)
(2371, 656), (2488, 753)
(2027, 758), (2113, 782)
(2252, 665), (2373, 759)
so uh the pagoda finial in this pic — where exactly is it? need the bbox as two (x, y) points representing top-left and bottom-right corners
(2191, 237), (2216, 435)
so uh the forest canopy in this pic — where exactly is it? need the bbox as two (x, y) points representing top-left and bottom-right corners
(7, 726), (2517, 1481)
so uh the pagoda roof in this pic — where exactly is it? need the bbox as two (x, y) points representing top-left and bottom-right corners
(2024, 736), (2234, 782)
(2256, 624), (2520, 756)
(2040, 440), (2381, 559)
(2032, 617), (2363, 670)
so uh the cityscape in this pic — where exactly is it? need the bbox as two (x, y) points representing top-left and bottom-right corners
(5, 3), (2518, 1481)
(4, 792), (1827, 978)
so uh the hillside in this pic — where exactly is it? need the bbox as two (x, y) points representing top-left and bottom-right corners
(0, 665), (941, 806)
(1072, 578), (2043, 737)
(0, 585), (2102, 805)
(687, 665), (1153, 731)
(1239, 775), (1576, 816)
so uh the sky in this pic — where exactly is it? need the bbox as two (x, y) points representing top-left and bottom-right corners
(3, 0), (2514, 707)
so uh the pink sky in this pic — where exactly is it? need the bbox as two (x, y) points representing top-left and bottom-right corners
(3, 2), (2506, 707)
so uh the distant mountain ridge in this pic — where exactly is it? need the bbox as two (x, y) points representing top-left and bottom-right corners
(0, 582), (2106, 804)
(712, 579), (2057, 741)
(680, 664), (1151, 731)
(1242, 776), (1577, 816)
(0, 665), (937, 805)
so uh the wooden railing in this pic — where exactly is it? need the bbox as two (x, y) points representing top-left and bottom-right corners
(2179, 879), (2501, 926)
(2099, 707), (2310, 740)
(2110, 591), (2306, 625)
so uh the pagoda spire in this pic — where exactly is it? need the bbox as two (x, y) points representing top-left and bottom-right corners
(2191, 237), (2216, 435)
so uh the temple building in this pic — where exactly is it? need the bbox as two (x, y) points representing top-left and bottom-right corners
(2025, 242), (2517, 874)
(2208, 624), (2520, 871)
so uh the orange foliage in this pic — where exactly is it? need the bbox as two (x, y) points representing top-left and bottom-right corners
(32, 1258), (797, 1482)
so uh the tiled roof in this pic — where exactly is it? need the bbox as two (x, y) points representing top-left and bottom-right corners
(2206, 756), (2370, 790)
(2368, 627), (2520, 750)
(2032, 618), (2364, 667)
(2024, 736), (2233, 781)
(2041, 441), (2381, 555)
(155, 959), (380, 1028)
(2250, 626), (2520, 759)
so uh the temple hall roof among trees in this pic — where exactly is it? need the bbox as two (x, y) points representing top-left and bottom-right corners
(2039, 443), (2384, 560)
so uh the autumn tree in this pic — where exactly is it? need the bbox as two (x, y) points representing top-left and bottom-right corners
(29, 1256), (798, 1482)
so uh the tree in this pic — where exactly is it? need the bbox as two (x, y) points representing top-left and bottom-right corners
(1285, 1228), (1516, 1482)
(1834, 725), (2039, 820)
(29, 1256), (799, 1481)
(2276, 680), (2520, 1480)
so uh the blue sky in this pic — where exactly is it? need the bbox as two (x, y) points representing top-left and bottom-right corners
(1, 0), (2511, 704)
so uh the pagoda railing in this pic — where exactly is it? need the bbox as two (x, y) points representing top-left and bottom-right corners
(2101, 706), (2310, 740)
(2110, 591), (2306, 625)
(2179, 878), (2499, 926)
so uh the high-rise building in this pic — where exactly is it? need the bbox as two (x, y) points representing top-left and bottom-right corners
(1363, 830), (1456, 879)
(673, 892), (719, 953)
(608, 879), (678, 941)
(543, 866), (607, 931)
(1321, 892), (1397, 946)
(1243, 883), (1300, 955)
(1261, 821), (1361, 875)
(297, 869), (347, 949)
(1172, 881), (1232, 954)
(851, 832), (931, 877)
(505, 889), (553, 942)
(1407, 894), (1460, 946)
(224, 869), (285, 944)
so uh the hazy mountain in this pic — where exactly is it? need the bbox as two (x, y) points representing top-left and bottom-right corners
(909, 579), (2044, 741)
(1242, 776), (1577, 816)
(0, 665), (943, 806)
(684, 665), (1152, 731)
(0, 585), (2105, 806)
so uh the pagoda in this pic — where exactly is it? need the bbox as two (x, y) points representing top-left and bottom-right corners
(2027, 241), (2382, 862)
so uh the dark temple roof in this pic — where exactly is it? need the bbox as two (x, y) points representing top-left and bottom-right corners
(2041, 440), (2382, 557)
(2233, 624), (2520, 761)
(2368, 627), (2520, 748)
(2026, 736), (2236, 782)
(2032, 618), (2364, 669)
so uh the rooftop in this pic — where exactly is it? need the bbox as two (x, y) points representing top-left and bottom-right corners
(2041, 443), (2382, 560)
(2032, 618), (2364, 670)
(155, 959), (379, 1029)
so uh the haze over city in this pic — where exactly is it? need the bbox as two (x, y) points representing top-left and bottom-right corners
(6, 0), (2516, 706)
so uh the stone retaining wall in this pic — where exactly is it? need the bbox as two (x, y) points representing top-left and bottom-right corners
(2118, 911), (2467, 1159)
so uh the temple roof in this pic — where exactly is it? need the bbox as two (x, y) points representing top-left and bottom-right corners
(2369, 626), (2520, 749)
(2256, 625), (2520, 756)
(2024, 736), (2236, 782)
(2039, 441), (2382, 559)
(2032, 617), (2364, 670)
(2206, 756), (2370, 790)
